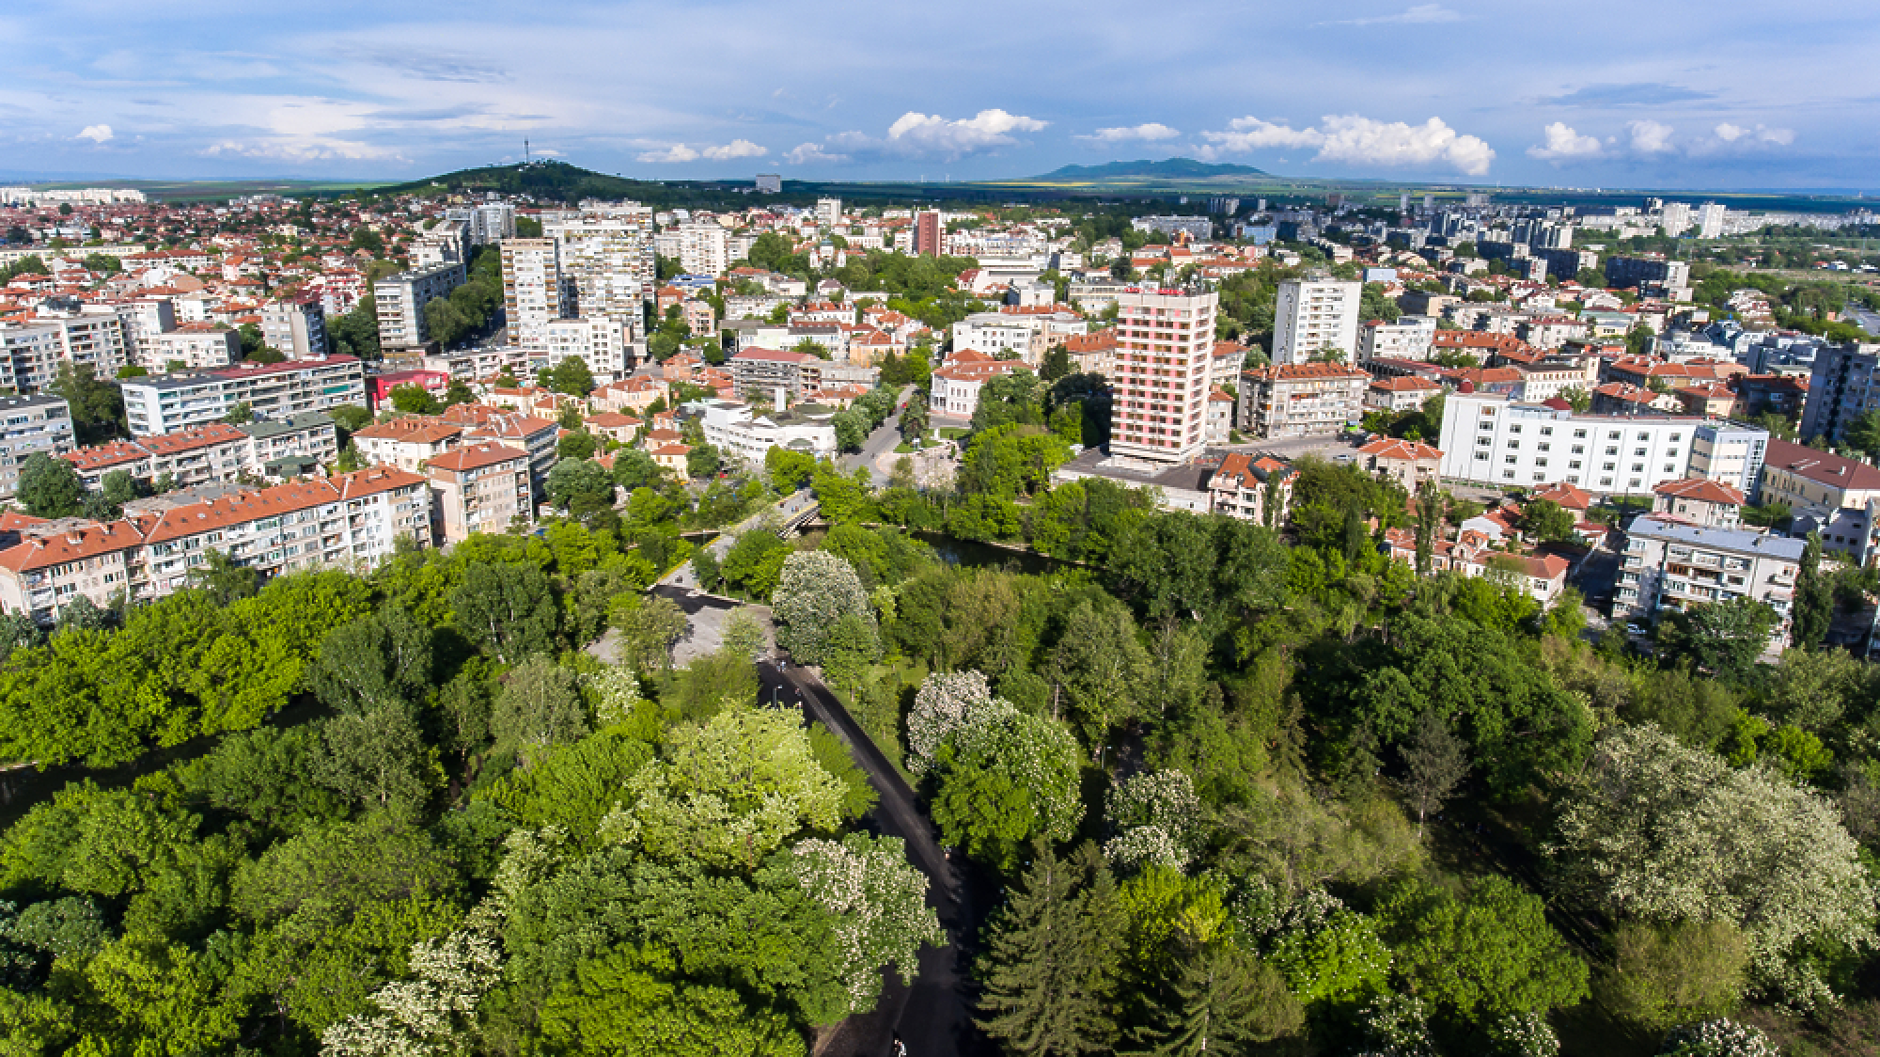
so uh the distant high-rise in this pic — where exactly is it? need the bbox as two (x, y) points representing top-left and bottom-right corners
(1660, 201), (1693, 236)
(1697, 202), (1727, 239)
(816, 197), (843, 230)
(500, 239), (570, 351)
(1109, 286), (1219, 464)
(913, 210), (943, 258)
(544, 214), (654, 326)
(1800, 342), (1880, 447)
(1272, 278), (1362, 366)
(755, 173), (782, 194)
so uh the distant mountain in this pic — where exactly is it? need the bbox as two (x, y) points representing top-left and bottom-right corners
(1028, 158), (1269, 181)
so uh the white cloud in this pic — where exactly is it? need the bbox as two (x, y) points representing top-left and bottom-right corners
(1714, 122), (1793, 146)
(1319, 4), (1462, 26)
(1527, 121), (1602, 161)
(703, 138), (767, 160)
(1081, 122), (1180, 143)
(75, 124), (113, 144)
(1199, 113), (1494, 176)
(637, 139), (767, 163)
(202, 137), (404, 162)
(884, 108), (1047, 158)
(784, 142), (849, 165)
(1626, 119), (1676, 154)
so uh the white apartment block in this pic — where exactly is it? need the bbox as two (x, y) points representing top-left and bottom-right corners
(501, 239), (571, 351)
(61, 415), (337, 491)
(816, 198), (843, 229)
(0, 309), (130, 389)
(545, 215), (655, 326)
(1437, 392), (1768, 495)
(1110, 287), (1219, 463)
(1273, 277), (1361, 366)
(0, 395), (74, 500)
(951, 314), (1042, 361)
(1358, 315), (1437, 361)
(122, 357), (368, 436)
(110, 298), (177, 366)
(677, 223), (730, 276)
(545, 317), (632, 383)
(1616, 516), (1802, 647)
(374, 262), (467, 351)
(0, 466), (431, 623)
(261, 298), (328, 360)
(147, 326), (240, 370)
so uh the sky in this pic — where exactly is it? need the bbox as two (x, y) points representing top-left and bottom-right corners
(2, 1), (1876, 191)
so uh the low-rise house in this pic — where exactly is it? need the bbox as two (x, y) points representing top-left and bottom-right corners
(931, 349), (1020, 420)
(351, 417), (467, 473)
(584, 411), (643, 444)
(1356, 436), (1443, 490)
(1652, 477), (1747, 530)
(1366, 375), (1441, 413)
(1205, 453), (1294, 526)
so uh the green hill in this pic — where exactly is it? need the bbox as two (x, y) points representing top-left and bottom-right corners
(1029, 157), (1269, 181)
(374, 160), (724, 206)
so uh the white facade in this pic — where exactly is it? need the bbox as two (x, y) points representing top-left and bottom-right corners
(816, 198), (843, 229)
(500, 239), (570, 351)
(0, 395), (75, 500)
(147, 328), (240, 370)
(1110, 287), (1219, 463)
(545, 214), (655, 327)
(1273, 277), (1362, 366)
(698, 399), (838, 464)
(1617, 516), (1801, 647)
(373, 262), (467, 351)
(122, 357), (367, 437)
(677, 223), (730, 276)
(0, 310), (130, 390)
(1358, 315), (1437, 361)
(544, 317), (632, 384)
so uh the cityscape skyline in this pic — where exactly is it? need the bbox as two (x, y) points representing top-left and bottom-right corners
(2, 1), (1874, 189)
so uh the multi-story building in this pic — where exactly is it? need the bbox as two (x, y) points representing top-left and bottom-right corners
(441, 404), (560, 497)
(544, 214), (655, 327)
(1799, 342), (1880, 447)
(0, 466), (431, 623)
(146, 325), (241, 371)
(373, 262), (467, 352)
(122, 356), (368, 436)
(261, 297), (329, 360)
(448, 203), (516, 245)
(500, 239), (572, 351)
(544, 317), (632, 383)
(1238, 362), (1369, 440)
(1652, 477), (1746, 529)
(913, 210), (943, 257)
(816, 198), (843, 229)
(1358, 315), (1437, 361)
(697, 399), (839, 465)
(1617, 515), (1801, 647)
(729, 347), (819, 403)
(1272, 277), (1361, 366)
(950, 313), (1041, 362)
(0, 309), (131, 390)
(60, 414), (338, 490)
(1605, 255), (1691, 292)
(1110, 286), (1219, 462)
(1436, 390), (1767, 495)
(931, 349), (1020, 420)
(1205, 452), (1295, 526)
(427, 443), (533, 544)
(677, 222), (729, 276)
(352, 417), (468, 472)
(1697, 202), (1727, 240)
(0, 395), (74, 500)
(1357, 436), (1443, 490)
(1367, 375), (1443, 412)
(241, 413), (340, 476)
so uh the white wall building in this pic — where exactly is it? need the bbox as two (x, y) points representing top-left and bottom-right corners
(1273, 277), (1362, 365)
(698, 399), (838, 464)
(1359, 315), (1438, 361)
(500, 239), (571, 351)
(544, 317), (632, 383)
(373, 262), (467, 351)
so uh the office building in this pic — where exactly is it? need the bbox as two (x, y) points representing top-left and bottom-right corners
(122, 357), (367, 436)
(1272, 277), (1362, 365)
(500, 239), (572, 351)
(373, 262), (467, 352)
(0, 395), (75, 500)
(1238, 363), (1369, 439)
(1109, 286), (1220, 462)
(1436, 390), (1767, 495)
(1617, 515), (1801, 648)
(1799, 342), (1880, 447)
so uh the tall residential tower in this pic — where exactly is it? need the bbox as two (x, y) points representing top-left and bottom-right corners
(1109, 286), (1219, 463)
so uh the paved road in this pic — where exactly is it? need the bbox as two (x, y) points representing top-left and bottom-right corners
(845, 386), (916, 487)
(1849, 304), (1880, 339)
(755, 657), (991, 1057)
(658, 489), (817, 588)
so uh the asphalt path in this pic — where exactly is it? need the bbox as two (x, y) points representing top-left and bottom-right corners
(755, 657), (992, 1057)
(845, 385), (916, 487)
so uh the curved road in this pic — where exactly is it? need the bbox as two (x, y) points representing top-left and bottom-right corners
(755, 658), (992, 1057)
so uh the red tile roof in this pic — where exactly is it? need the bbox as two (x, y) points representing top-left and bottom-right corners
(1653, 476), (1747, 505)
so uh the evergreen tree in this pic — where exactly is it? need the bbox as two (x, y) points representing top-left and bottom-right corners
(1413, 478), (1439, 576)
(1132, 943), (1303, 1056)
(977, 843), (1120, 1056)
(1792, 530), (1832, 650)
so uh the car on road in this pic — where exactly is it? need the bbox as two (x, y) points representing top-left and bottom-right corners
(1625, 623), (1648, 636)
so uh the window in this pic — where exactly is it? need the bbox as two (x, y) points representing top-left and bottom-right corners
(1569, 460), (1582, 470)
(1571, 444), (1584, 454)
(1606, 446), (1619, 455)
(1574, 429), (1587, 438)
(1505, 455), (1517, 464)
(1603, 462), (1616, 471)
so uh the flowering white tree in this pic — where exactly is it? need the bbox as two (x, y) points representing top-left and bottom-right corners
(930, 700), (1084, 870)
(791, 833), (946, 1012)
(1549, 725), (1877, 1007)
(320, 929), (504, 1057)
(905, 669), (998, 776)
(1659, 1018), (1780, 1057)
(1104, 769), (1201, 872)
(585, 663), (645, 728)
(771, 551), (875, 666)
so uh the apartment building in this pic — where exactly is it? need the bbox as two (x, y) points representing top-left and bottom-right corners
(544, 317), (632, 383)
(146, 325), (240, 370)
(698, 399), (839, 465)
(261, 297), (329, 360)
(0, 395), (75, 500)
(1205, 452), (1295, 526)
(729, 347), (820, 402)
(60, 414), (338, 490)
(913, 210), (943, 257)
(1272, 277), (1361, 366)
(1799, 343), (1880, 447)
(500, 239), (572, 350)
(931, 349), (1020, 419)
(1436, 391), (1767, 495)
(1367, 375), (1442, 412)
(677, 222), (729, 276)
(427, 443), (534, 544)
(1358, 315), (1437, 361)
(1652, 477), (1746, 529)
(1357, 436), (1443, 490)
(1617, 515), (1801, 647)
(1237, 363), (1368, 440)
(352, 417), (468, 473)
(0, 310), (131, 390)
(121, 356), (368, 436)
(0, 466), (431, 623)
(373, 262), (467, 351)
(1755, 439), (1880, 564)
(951, 314), (1045, 362)
(440, 404), (559, 496)
(1110, 287), (1219, 463)
(1604, 256), (1691, 291)
(544, 214), (655, 326)
(241, 413), (340, 475)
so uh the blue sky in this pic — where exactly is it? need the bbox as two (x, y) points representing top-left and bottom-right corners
(3, 0), (1875, 190)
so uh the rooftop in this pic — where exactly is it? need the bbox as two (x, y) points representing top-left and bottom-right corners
(1624, 514), (1806, 559)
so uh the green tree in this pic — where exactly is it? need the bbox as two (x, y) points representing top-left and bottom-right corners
(610, 593), (689, 673)
(450, 562), (560, 664)
(1656, 598), (1781, 682)
(389, 383), (442, 415)
(546, 458), (614, 511)
(976, 843), (1122, 1056)
(1377, 875), (1588, 1019)
(1521, 499), (1577, 542)
(1843, 408), (1880, 461)
(222, 400), (255, 425)
(14, 453), (84, 518)
(491, 657), (589, 761)
(931, 704), (1084, 871)
(49, 362), (126, 445)
(549, 356), (596, 396)
(612, 448), (664, 491)
(1043, 596), (1149, 745)
(687, 442), (723, 479)
(1791, 530), (1832, 650)
(1133, 943), (1304, 1056)
(1398, 710), (1468, 834)
(1599, 920), (1749, 1033)
(771, 551), (875, 666)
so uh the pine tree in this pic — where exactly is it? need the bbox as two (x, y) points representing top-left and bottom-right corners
(1413, 478), (1440, 576)
(1792, 530), (1832, 650)
(1132, 944), (1303, 1057)
(976, 842), (1120, 1056)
